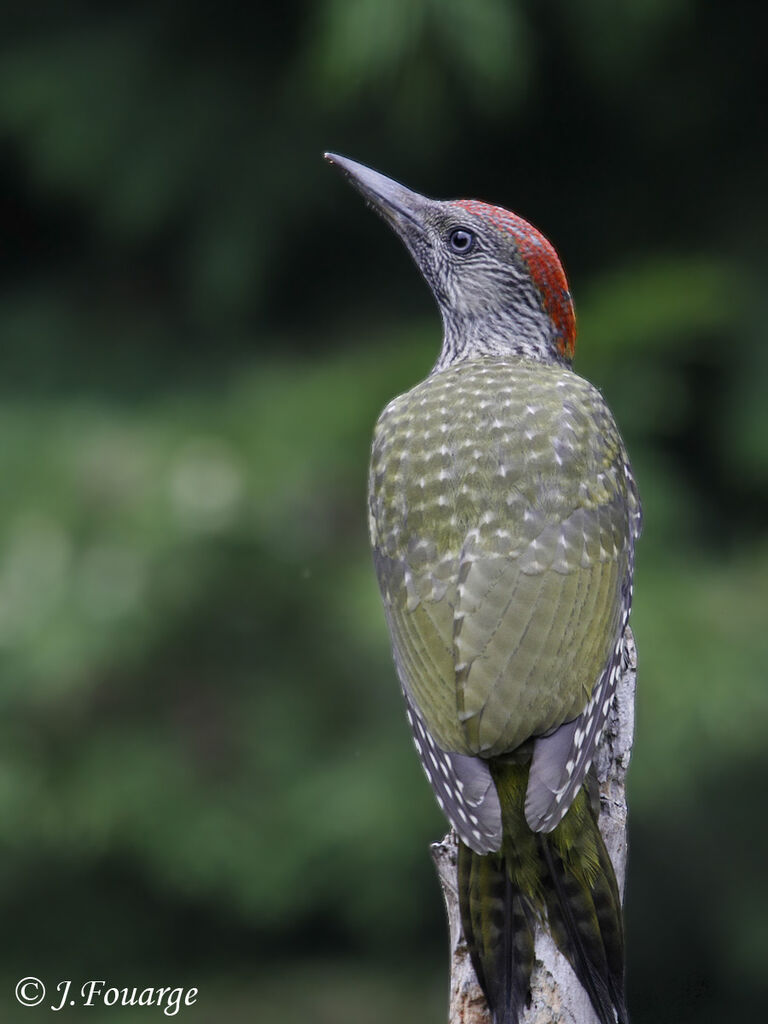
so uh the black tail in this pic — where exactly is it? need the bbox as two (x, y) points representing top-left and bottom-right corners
(457, 760), (628, 1024)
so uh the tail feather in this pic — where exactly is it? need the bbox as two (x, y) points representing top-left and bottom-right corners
(457, 759), (628, 1024)
(458, 842), (535, 1024)
(540, 837), (626, 1024)
(541, 777), (629, 1024)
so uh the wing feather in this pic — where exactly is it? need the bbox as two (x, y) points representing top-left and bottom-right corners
(369, 359), (640, 832)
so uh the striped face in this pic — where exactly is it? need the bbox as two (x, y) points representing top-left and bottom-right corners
(392, 196), (577, 370)
(450, 201), (576, 361)
(324, 154), (575, 369)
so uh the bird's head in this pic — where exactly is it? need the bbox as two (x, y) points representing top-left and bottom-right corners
(325, 153), (576, 369)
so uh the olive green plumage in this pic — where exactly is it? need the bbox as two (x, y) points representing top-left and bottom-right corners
(370, 356), (634, 1022)
(370, 358), (633, 760)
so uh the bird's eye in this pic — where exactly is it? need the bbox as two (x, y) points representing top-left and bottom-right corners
(448, 228), (475, 254)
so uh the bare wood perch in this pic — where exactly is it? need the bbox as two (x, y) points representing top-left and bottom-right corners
(431, 627), (637, 1024)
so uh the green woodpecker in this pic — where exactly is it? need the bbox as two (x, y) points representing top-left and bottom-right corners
(326, 154), (641, 1024)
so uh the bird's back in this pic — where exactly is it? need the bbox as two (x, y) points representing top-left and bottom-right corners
(369, 355), (636, 759)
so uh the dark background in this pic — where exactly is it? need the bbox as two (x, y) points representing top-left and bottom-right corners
(1, 2), (767, 1021)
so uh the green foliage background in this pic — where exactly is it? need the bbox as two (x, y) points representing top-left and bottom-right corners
(0, 2), (766, 1021)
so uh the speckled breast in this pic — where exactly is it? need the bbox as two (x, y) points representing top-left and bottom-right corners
(369, 357), (633, 758)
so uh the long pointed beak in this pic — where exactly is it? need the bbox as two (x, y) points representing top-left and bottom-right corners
(324, 153), (430, 236)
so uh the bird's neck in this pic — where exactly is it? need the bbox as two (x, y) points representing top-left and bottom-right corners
(433, 310), (569, 373)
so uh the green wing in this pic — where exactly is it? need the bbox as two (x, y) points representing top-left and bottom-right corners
(370, 358), (637, 831)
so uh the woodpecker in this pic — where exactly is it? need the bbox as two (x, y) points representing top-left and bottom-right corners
(326, 154), (641, 1024)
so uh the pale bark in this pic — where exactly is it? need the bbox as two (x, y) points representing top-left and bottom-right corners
(430, 627), (637, 1024)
